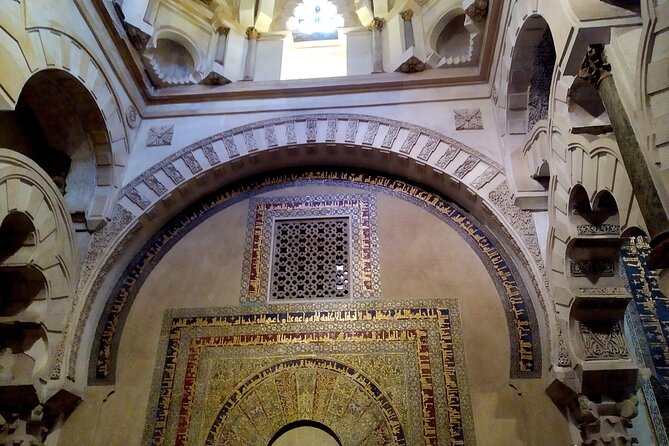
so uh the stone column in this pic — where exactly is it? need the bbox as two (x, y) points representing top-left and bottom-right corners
(243, 27), (260, 81)
(579, 44), (669, 269)
(369, 17), (385, 74)
(214, 26), (229, 65)
(400, 10), (415, 50)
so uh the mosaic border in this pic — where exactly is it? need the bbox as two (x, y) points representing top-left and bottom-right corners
(90, 170), (541, 384)
(240, 194), (380, 303)
(621, 237), (669, 442)
(142, 299), (475, 446)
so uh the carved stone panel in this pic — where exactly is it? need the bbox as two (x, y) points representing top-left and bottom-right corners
(454, 109), (483, 130)
(146, 125), (174, 147)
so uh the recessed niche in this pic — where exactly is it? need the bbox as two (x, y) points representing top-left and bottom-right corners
(0, 212), (36, 261)
(0, 267), (47, 317)
(145, 38), (197, 87)
(0, 322), (47, 384)
(436, 14), (470, 60)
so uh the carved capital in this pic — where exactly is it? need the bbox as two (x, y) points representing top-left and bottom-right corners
(570, 394), (639, 446)
(578, 44), (612, 86)
(216, 26), (229, 36)
(465, 0), (489, 22)
(246, 27), (261, 40)
(400, 9), (414, 22)
(368, 17), (384, 31)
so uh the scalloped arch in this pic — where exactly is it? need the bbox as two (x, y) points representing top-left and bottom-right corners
(0, 148), (78, 385)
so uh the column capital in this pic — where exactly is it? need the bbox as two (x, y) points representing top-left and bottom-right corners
(368, 17), (384, 31)
(245, 27), (261, 40)
(578, 44), (612, 86)
(400, 9), (414, 22)
(465, 0), (489, 22)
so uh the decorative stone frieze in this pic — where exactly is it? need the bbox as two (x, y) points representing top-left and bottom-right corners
(579, 321), (629, 360)
(569, 259), (616, 277)
(264, 125), (278, 147)
(576, 224), (620, 235)
(144, 175), (167, 195)
(400, 131), (419, 154)
(436, 146), (460, 168)
(418, 137), (439, 160)
(454, 156), (479, 179)
(181, 152), (202, 174)
(202, 143), (220, 165)
(64, 114), (507, 381)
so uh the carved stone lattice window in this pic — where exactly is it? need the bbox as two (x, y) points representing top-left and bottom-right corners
(269, 217), (350, 300)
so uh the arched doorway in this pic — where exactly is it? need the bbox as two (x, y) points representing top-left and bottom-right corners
(269, 420), (342, 446)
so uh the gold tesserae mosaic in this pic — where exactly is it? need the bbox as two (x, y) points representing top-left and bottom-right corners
(143, 299), (475, 446)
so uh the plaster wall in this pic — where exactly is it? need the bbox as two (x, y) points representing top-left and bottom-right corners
(58, 183), (569, 446)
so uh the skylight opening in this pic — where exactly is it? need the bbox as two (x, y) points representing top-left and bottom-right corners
(286, 0), (345, 40)
(280, 0), (347, 80)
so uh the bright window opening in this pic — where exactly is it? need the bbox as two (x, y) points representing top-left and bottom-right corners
(281, 0), (347, 80)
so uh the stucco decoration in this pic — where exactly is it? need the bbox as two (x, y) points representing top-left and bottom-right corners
(142, 300), (476, 446)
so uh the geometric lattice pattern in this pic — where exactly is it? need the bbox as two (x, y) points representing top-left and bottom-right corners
(143, 299), (476, 446)
(241, 194), (379, 303)
(270, 217), (350, 300)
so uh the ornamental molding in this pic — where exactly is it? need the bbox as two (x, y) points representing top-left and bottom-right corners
(118, 114), (503, 217)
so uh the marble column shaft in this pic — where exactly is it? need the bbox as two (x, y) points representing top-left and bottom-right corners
(581, 45), (669, 269)
(401, 10), (415, 50)
(243, 27), (260, 81)
(369, 17), (384, 74)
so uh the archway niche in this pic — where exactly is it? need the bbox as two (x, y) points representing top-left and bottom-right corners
(428, 9), (482, 67)
(0, 211), (36, 261)
(505, 15), (555, 209)
(0, 266), (47, 317)
(0, 70), (108, 232)
(507, 15), (555, 135)
(269, 420), (342, 446)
